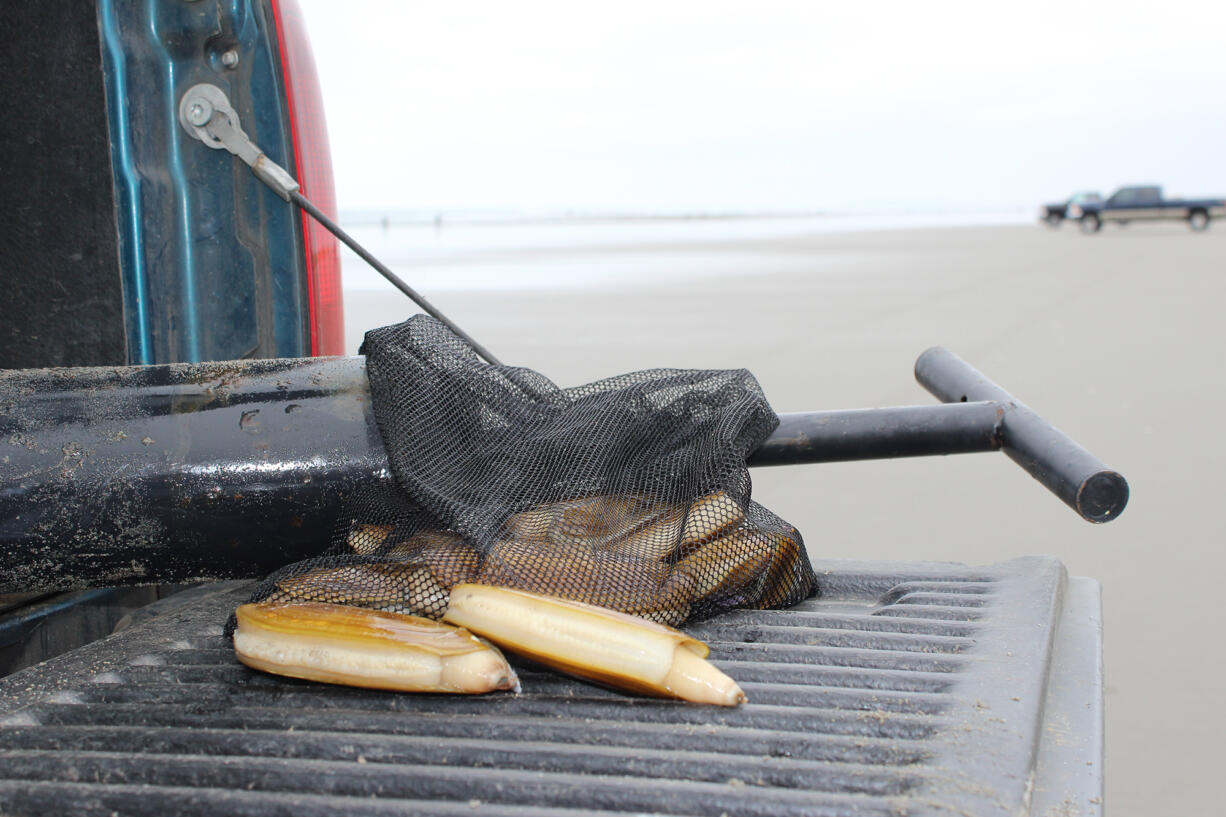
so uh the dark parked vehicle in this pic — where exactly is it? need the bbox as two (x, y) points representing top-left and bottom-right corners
(0, 1), (1116, 815)
(1073, 185), (1226, 233)
(1039, 191), (1101, 227)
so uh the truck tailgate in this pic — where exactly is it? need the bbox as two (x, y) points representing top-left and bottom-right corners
(0, 556), (1101, 816)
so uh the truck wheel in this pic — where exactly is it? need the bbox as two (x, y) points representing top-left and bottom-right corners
(1188, 210), (1210, 231)
(1079, 214), (1101, 234)
(1044, 213), (1063, 228)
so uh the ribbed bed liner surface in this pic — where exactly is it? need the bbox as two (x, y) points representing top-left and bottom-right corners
(0, 557), (1072, 816)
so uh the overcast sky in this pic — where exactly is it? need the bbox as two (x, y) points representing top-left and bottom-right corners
(298, 0), (1226, 215)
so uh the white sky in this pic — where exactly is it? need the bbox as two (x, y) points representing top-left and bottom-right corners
(298, 0), (1226, 214)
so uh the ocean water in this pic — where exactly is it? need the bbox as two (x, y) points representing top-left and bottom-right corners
(337, 210), (1031, 292)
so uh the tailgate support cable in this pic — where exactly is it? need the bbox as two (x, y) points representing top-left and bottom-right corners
(177, 83), (502, 366)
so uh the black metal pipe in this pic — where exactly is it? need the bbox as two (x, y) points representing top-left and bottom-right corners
(748, 402), (1001, 466)
(915, 347), (1128, 524)
(0, 357), (388, 594)
(0, 352), (1126, 593)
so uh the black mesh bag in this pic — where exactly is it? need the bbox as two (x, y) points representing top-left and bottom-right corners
(239, 315), (817, 627)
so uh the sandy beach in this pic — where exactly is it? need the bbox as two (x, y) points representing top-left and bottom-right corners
(343, 220), (1224, 814)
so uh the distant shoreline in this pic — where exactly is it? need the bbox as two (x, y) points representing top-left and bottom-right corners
(337, 208), (1030, 229)
(334, 214), (1035, 294)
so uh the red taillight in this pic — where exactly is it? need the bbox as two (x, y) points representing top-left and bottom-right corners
(271, 0), (345, 356)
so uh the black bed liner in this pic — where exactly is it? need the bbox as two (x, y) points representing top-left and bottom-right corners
(0, 556), (1101, 816)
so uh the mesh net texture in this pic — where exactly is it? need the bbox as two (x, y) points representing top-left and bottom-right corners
(237, 316), (817, 628)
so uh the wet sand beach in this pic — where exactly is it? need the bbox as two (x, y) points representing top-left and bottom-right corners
(344, 220), (1225, 814)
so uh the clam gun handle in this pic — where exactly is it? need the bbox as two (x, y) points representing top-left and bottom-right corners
(914, 347), (1128, 523)
(747, 348), (1128, 523)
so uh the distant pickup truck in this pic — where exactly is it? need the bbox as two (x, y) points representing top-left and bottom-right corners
(1039, 191), (1101, 227)
(1071, 185), (1226, 233)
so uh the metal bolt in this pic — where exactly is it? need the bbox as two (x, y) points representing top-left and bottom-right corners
(220, 49), (239, 68)
(186, 99), (213, 126)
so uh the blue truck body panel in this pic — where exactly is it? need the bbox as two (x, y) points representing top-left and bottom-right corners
(97, 0), (311, 364)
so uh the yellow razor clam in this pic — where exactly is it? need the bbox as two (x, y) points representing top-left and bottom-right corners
(443, 584), (744, 706)
(674, 529), (775, 602)
(346, 523), (393, 555)
(478, 540), (692, 625)
(678, 491), (745, 551)
(233, 602), (517, 694)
